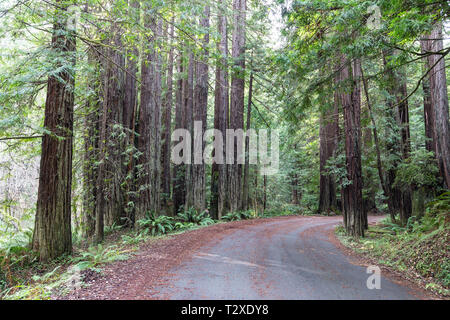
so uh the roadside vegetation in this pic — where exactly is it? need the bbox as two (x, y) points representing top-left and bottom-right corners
(337, 192), (450, 297)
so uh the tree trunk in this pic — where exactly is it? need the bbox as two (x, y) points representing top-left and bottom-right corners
(161, 19), (175, 207)
(136, 14), (162, 224)
(382, 51), (404, 222)
(173, 52), (186, 216)
(428, 22), (450, 189)
(211, 1), (229, 219)
(396, 73), (412, 224)
(184, 52), (195, 209)
(33, 2), (76, 260)
(340, 57), (364, 237)
(242, 70), (253, 211)
(82, 46), (101, 240)
(318, 96), (338, 214)
(122, 0), (140, 226)
(420, 37), (436, 155)
(361, 67), (396, 221)
(291, 173), (299, 205)
(383, 49), (413, 224)
(100, 28), (126, 228)
(192, 6), (210, 213)
(263, 174), (267, 211)
(229, 0), (246, 212)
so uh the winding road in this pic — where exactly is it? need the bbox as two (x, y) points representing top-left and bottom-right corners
(152, 216), (422, 300)
(65, 215), (428, 300)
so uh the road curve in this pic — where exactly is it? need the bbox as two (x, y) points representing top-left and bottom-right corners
(153, 216), (421, 300)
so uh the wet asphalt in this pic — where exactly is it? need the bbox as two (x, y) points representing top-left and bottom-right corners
(153, 216), (421, 300)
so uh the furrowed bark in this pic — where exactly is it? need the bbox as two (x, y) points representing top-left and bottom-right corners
(192, 6), (210, 213)
(211, 1), (229, 219)
(33, 2), (76, 260)
(340, 57), (364, 237)
(229, 0), (246, 212)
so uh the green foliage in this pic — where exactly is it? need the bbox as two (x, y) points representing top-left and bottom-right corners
(71, 244), (130, 271)
(394, 149), (439, 190)
(338, 193), (450, 296)
(120, 230), (149, 245)
(426, 191), (450, 219)
(104, 222), (123, 235)
(221, 211), (243, 222)
(137, 212), (174, 236)
(0, 228), (35, 290)
(221, 210), (258, 221)
(174, 221), (198, 231)
(177, 208), (214, 226)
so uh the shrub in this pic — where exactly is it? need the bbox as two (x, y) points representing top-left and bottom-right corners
(137, 212), (174, 236)
(0, 229), (35, 290)
(221, 211), (242, 221)
(71, 244), (130, 270)
(177, 208), (214, 225)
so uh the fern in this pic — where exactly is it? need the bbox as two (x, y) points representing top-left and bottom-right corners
(71, 244), (130, 270)
(137, 212), (174, 236)
(177, 208), (215, 225)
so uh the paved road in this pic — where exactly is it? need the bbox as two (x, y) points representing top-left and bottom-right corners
(154, 216), (420, 300)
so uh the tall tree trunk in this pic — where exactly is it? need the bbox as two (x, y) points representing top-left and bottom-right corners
(318, 95), (338, 214)
(161, 19), (175, 207)
(33, 2), (76, 260)
(229, 0), (246, 212)
(242, 70), (253, 211)
(382, 51), (404, 221)
(291, 173), (299, 205)
(361, 67), (396, 221)
(151, 19), (163, 214)
(192, 6), (210, 213)
(173, 52), (186, 215)
(263, 174), (267, 211)
(383, 49), (413, 224)
(122, 0), (140, 226)
(99, 28), (126, 228)
(396, 73), (412, 224)
(184, 52), (195, 209)
(428, 22), (450, 189)
(82, 46), (101, 240)
(136, 14), (161, 224)
(340, 57), (364, 237)
(211, 1), (229, 219)
(420, 37), (436, 155)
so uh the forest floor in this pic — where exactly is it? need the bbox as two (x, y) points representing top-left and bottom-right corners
(53, 215), (439, 300)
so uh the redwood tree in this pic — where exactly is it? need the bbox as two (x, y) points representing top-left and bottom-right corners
(211, 0), (229, 219)
(33, 2), (76, 261)
(192, 6), (210, 212)
(427, 22), (450, 189)
(229, 0), (246, 212)
(340, 57), (365, 237)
